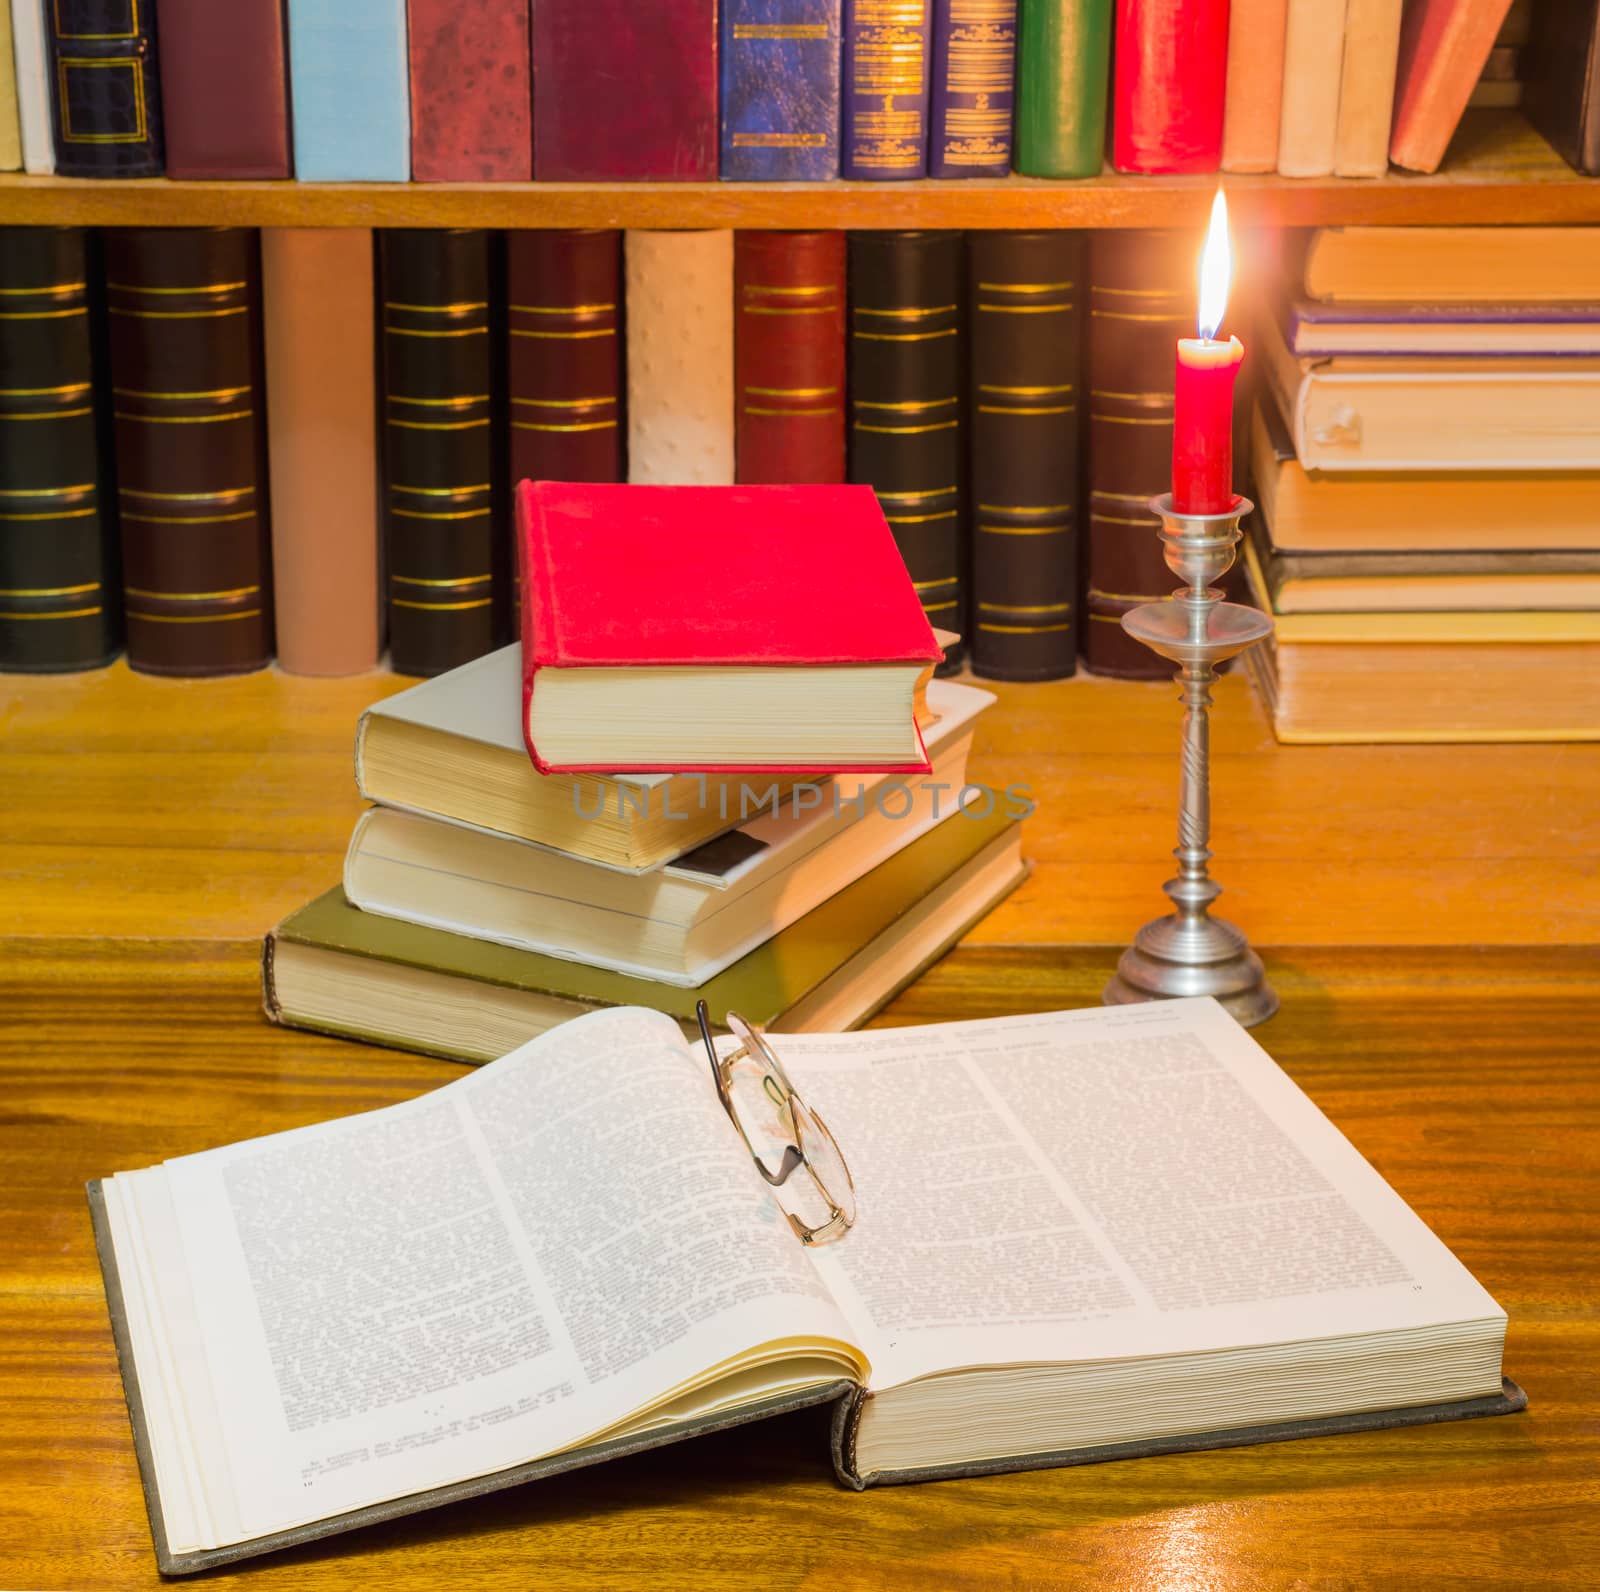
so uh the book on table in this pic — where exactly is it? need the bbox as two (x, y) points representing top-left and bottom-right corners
(94, 997), (1522, 1574)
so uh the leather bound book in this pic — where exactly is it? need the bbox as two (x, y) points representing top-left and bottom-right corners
(158, 0), (290, 178)
(967, 232), (1084, 681)
(1111, 0), (1227, 173)
(842, 0), (933, 178)
(734, 232), (846, 486)
(104, 229), (272, 677)
(847, 230), (965, 666)
(287, 0), (409, 181)
(380, 230), (499, 678)
(47, 0), (164, 175)
(1221, 0), (1288, 172)
(408, 0), (532, 182)
(1014, 0), (1112, 176)
(1083, 229), (1188, 679)
(0, 226), (119, 672)
(929, 0), (1016, 176)
(720, 0), (842, 179)
(1524, 0), (1600, 175)
(533, 0), (718, 180)
(507, 231), (624, 488)
(261, 230), (379, 677)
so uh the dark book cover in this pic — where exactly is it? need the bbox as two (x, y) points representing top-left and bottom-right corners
(381, 229), (500, 678)
(158, 0), (290, 178)
(735, 232), (846, 485)
(842, 0), (933, 178)
(407, 0), (533, 181)
(929, 0), (1016, 176)
(967, 231), (1084, 680)
(1523, 0), (1600, 176)
(720, 0), (842, 179)
(104, 229), (272, 676)
(847, 230), (965, 668)
(1014, 0), (1113, 176)
(0, 227), (120, 673)
(48, 0), (165, 176)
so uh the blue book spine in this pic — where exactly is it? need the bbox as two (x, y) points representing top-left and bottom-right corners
(286, 0), (410, 181)
(721, 0), (843, 179)
(929, 0), (1015, 177)
(842, 0), (932, 179)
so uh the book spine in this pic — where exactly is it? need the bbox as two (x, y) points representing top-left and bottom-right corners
(1083, 229), (1188, 679)
(262, 230), (379, 676)
(1389, 0), (1515, 173)
(842, 0), (932, 178)
(625, 230), (734, 485)
(380, 229), (499, 677)
(1333, 0), (1403, 175)
(1277, 0), (1349, 176)
(47, 0), (164, 176)
(533, 0), (718, 180)
(507, 231), (624, 488)
(1220, 0), (1288, 172)
(287, 0), (409, 181)
(1111, 0), (1228, 173)
(407, 0), (532, 181)
(157, 0), (290, 178)
(847, 230), (965, 666)
(0, 226), (120, 672)
(0, 3), (21, 169)
(967, 232), (1083, 681)
(1013, 0), (1111, 177)
(719, 0), (842, 179)
(10, 0), (53, 171)
(1522, 0), (1600, 176)
(734, 231), (846, 485)
(105, 229), (272, 676)
(929, 0), (1016, 176)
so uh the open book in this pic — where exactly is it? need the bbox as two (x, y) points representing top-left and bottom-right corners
(92, 999), (1522, 1574)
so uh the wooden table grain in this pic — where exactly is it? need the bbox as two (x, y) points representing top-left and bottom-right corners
(2, 663), (1598, 1590)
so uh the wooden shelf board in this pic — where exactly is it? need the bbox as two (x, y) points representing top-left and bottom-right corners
(2, 114), (1593, 228)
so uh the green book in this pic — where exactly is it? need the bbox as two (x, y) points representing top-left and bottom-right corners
(1015, 0), (1112, 177)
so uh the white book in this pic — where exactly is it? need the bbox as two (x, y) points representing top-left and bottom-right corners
(9, 0), (53, 173)
(1277, 0), (1349, 177)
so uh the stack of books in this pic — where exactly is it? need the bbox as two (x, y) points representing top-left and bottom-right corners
(1244, 225), (1600, 744)
(263, 483), (1030, 1062)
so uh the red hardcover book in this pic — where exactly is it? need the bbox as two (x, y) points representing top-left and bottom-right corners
(734, 233), (846, 486)
(532, 0), (717, 180)
(407, 0), (532, 181)
(1389, 0), (1514, 172)
(1112, 0), (1229, 173)
(516, 480), (941, 774)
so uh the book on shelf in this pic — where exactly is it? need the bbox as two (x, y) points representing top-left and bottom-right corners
(1220, 0), (1287, 173)
(0, 2), (19, 170)
(8, 0), (51, 173)
(720, 0), (842, 180)
(1522, 0), (1600, 176)
(1111, 0), (1227, 173)
(1388, 0), (1516, 172)
(1333, 0), (1405, 177)
(1299, 227), (1600, 303)
(1013, 0), (1111, 178)
(95, 996), (1520, 1574)
(516, 480), (942, 773)
(842, 0), (933, 178)
(286, 0), (409, 181)
(1279, 298), (1600, 357)
(406, 0), (532, 182)
(46, 0), (163, 175)
(1276, 0), (1348, 178)
(929, 0), (1017, 177)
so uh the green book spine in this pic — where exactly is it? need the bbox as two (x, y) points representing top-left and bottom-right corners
(1014, 0), (1112, 177)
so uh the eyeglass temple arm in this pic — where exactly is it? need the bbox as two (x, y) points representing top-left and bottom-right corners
(695, 1002), (807, 1190)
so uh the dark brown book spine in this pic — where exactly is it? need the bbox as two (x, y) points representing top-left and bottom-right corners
(0, 227), (120, 672)
(847, 230), (965, 669)
(967, 230), (1083, 681)
(48, 0), (165, 176)
(105, 228), (272, 676)
(506, 231), (623, 488)
(381, 229), (499, 678)
(1523, 0), (1600, 175)
(735, 231), (846, 486)
(1084, 229), (1188, 679)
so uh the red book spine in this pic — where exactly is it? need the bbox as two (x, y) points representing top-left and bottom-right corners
(1388, 0), (1514, 173)
(407, 0), (533, 181)
(1112, 0), (1230, 173)
(734, 233), (846, 486)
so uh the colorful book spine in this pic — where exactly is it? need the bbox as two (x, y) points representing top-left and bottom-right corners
(842, 0), (933, 178)
(1277, 0), (1349, 176)
(1111, 0), (1228, 173)
(10, 0), (55, 171)
(1389, 0), (1515, 172)
(507, 231), (625, 488)
(380, 230), (500, 677)
(734, 232), (846, 485)
(0, 226), (119, 672)
(967, 231), (1083, 681)
(1014, 0), (1112, 176)
(0, 3), (21, 169)
(1221, 0), (1289, 172)
(158, 0), (291, 177)
(47, 0), (164, 176)
(407, 0), (533, 181)
(929, 0), (1016, 176)
(720, 0), (842, 179)
(847, 230), (965, 666)
(286, 0), (409, 181)
(1333, 0), (1404, 176)
(104, 229), (272, 676)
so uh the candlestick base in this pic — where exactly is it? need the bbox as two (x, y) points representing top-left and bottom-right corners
(1104, 914), (1279, 1029)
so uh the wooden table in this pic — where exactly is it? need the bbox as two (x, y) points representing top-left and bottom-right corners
(3, 663), (1598, 1589)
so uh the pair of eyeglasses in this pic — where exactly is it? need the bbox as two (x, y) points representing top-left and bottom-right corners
(695, 1001), (857, 1246)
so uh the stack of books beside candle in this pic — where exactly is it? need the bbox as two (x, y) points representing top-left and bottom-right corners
(1241, 224), (1600, 744)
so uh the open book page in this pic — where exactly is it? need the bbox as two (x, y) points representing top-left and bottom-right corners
(777, 998), (1505, 1391)
(113, 1006), (861, 1552)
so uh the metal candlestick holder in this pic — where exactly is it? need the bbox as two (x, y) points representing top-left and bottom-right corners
(1103, 492), (1279, 1028)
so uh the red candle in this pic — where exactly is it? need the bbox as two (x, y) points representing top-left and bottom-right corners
(1172, 192), (1243, 515)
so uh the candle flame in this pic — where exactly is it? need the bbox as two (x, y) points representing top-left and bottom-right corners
(1197, 190), (1231, 341)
